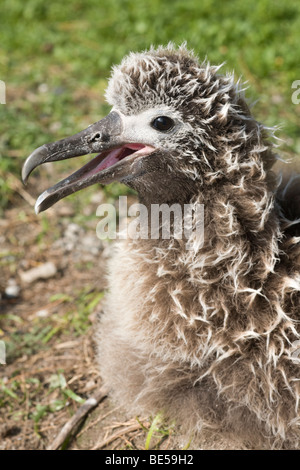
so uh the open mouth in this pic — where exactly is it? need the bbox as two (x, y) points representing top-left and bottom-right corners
(22, 111), (157, 213)
(81, 143), (156, 179)
(27, 142), (156, 214)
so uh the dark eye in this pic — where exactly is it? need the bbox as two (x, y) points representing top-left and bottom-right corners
(151, 116), (174, 132)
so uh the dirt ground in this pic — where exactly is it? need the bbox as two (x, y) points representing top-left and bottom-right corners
(1, 165), (280, 451)
(0, 171), (206, 451)
(3, 153), (300, 451)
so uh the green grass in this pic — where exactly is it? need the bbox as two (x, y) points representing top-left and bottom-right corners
(2, 3), (299, 447)
(1, 0), (300, 210)
(3, 287), (104, 363)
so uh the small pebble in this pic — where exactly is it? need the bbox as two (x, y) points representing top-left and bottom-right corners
(20, 262), (57, 284)
(4, 285), (20, 298)
(38, 83), (49, 93)
(36, 309), (49, 318)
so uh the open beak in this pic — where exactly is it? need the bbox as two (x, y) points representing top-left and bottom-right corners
(22, 111), (156, 213)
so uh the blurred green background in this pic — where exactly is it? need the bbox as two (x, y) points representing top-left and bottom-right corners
(1, 0), (300, 211)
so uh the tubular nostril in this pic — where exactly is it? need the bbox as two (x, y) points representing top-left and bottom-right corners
(90, 132), (102, 143)
(89, 132), (110, 143)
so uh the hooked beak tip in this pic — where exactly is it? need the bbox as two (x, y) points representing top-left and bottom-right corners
(21, 165), (29, 185)
(22, 145), (49, 185)
(22, 111), (128, 212)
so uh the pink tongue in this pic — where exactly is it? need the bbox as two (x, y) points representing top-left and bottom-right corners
(94, 143), (146, 174)
(97, 148), (123, 172)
